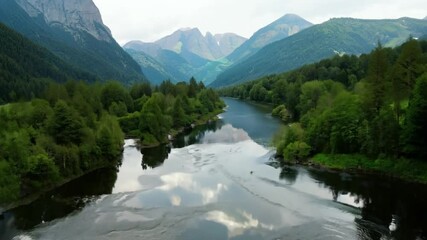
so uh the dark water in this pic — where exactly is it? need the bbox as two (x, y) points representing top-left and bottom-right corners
(1, 98), (427, 240)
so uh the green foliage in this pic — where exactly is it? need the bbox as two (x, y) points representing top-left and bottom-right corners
(101, 81), (133, 111)
(0, 160), (20, 203)
(312, 154), (427, 183)
(0, 5), (144, 84)
(220, 39), (427, 165)
(48, 100), (84, 145)
(272, 105), (291, 122)
(402, 73), (427, 160)
(0, 23), (97, 102)
(26, 154), (60, 188)
(212, 17), (427, 88)
(283, 141), (311, 161)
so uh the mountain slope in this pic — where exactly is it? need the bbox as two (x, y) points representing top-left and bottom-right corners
(0, 22), (96, 102)
(151, 28), (247, 61)
(125, 49), (177, 85)
(124, 30), (247, 84)
(211, 17), (427, 87)
(227, 14), (313, 64)
(0, 0), (145, 84)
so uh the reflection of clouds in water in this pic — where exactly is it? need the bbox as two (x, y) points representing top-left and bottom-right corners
(205, 210), (274, 238)
(336, 193), (364, 209)
(202, 124), (250, 144)
(170, 195), (181, 206)
(159, 173), (228, 205)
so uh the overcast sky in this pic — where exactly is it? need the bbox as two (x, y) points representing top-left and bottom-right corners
(92, 0), (426, 45)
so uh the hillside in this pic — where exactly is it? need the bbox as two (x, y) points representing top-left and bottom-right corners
(0, 0), (145, 84)
(0, 22), (96, 103)
(211, 17), (427, 87)
(227, 14), (313, 64)
(123, 28), (247, 84)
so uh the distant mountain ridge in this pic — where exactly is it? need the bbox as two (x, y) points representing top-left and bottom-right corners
(227, 14), (313, 64)
(0, 0), (145, 84)
(124, 14), (312, 84)
(210, 17), (427, 87)
(124, 29), (247, 84)
(125, 28), (247, 61)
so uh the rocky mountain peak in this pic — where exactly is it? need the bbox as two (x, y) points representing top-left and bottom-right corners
(15, 0), (112, 42)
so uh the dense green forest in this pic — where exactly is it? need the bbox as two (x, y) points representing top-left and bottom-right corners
(0, 78), (223, 205)
(219, 39), (427, 180)
(0, 22), (97, 103)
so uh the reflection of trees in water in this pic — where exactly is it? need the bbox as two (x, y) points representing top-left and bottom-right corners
(141, 145), (170, 170)
(307, 169), (427, 240)
(172, 120), (224, 148)
(6, 168), (117, 230)
(279, 165), (299, 185)
(140, 120), (223, 170)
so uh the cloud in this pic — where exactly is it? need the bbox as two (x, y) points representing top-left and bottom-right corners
(92, 0), (426, 45)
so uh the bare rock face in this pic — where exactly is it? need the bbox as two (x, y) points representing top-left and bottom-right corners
(15, 0), (112, 42)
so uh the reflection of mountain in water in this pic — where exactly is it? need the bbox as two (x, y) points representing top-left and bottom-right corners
(307, 169), (427, 239)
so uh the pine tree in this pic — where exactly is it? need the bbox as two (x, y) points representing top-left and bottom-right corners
(402, 74), (427, 160)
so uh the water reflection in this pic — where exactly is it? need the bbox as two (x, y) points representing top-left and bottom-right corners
(140, 145), (170, 170)
(0, 168), (117, 239)
(279, 166), (299, 185)
(3, 98), (427, 240)
(306, 168), (427, 240)
(172, 120), (223, 148)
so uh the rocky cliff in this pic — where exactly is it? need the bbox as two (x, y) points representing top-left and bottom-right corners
(15, 0), (112, 42)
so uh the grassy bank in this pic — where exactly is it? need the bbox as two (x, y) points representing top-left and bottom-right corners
(312, 154), (427, 184)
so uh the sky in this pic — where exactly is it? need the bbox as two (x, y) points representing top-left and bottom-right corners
(92, 0), (427, 45)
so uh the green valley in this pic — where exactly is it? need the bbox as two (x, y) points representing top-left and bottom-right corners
(219, 39), (427, 182)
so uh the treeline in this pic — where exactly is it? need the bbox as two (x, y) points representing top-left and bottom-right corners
(219, 39), (427, 162)
(107, 78), (224, 146)
(0, 78), (224, 204)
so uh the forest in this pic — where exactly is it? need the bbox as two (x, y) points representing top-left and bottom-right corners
(219, 39), (427, 182)
(0, 78), (224, 204)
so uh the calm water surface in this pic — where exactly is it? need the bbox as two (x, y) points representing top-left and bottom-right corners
(1, 98), (427, 240)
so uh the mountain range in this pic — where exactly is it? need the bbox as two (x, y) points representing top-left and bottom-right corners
(123, 28), (247, 84)
(1, 0), (426, 88)
(0, 0), (145, 84)
(124, 14), (312, 85)
(210, 17), (427, 87)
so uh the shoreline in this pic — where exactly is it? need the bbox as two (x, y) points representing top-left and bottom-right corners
(138, 110), (224, 148)
(0, 165), (116, 213)
(280, 153), (427, 185)
(1, 111), (224, 213)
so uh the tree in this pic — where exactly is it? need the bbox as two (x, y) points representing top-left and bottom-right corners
(101, 81), (133, 111)
(402, 74), (427, 160)
(365, 44), (389, 115)
(139, 97), (170, 143)
(49, 100), (84, 145)
(283, 141), (311, 161)
(172, 97), (188, 128)
(396, 38), (423, 91)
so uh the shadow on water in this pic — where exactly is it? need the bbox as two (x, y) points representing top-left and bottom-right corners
(0, 168), (117, 239)
(306, 168), (427, 240)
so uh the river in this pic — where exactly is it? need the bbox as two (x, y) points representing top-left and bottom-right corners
(1, 98), (427, 240)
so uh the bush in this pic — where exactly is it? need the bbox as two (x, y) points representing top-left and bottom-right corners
(283, 141), (311, 161)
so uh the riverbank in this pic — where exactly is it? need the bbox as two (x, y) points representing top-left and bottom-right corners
(0, 164), (117, 213)
(139, 109), (224, 148)
(309, 154), (427, 184)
